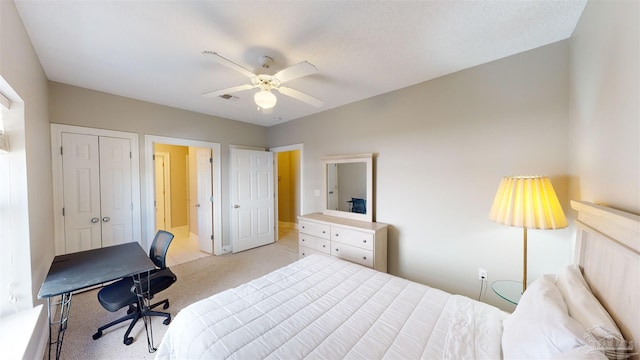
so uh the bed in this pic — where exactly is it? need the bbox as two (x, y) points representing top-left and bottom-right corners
(156, 201), (639, 359)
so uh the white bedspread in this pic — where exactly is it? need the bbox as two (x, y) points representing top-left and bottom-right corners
(156, 255), (506, 359)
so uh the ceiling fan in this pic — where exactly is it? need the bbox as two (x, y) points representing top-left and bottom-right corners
(202, 51), (324, 110)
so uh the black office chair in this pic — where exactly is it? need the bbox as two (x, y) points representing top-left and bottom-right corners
(350, 197), (366, 214)
(93, 230), (177, 345)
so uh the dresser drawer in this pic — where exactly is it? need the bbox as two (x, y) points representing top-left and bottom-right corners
(299, 220), (330, 240)
(298, 233), (330, 254)
(299, 245), (329, 258)
(331, 243), (374, 268)
(331, 227), (374, 251)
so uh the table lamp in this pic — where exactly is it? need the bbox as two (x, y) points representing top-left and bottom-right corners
(489, 176), (567, 292)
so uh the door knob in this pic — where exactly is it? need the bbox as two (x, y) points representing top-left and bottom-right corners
(102, 217), (111, 223)
(196, 204), (201, 208)
(91, 217), (100, 223)
(233, 205), (240, 208)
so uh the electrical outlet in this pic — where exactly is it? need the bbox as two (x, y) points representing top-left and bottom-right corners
(478, 268), (488, 280)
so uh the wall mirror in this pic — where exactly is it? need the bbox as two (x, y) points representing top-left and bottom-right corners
(322, 153), (373, 222)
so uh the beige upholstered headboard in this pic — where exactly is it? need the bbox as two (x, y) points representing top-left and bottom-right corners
(571, 201), (640, 359)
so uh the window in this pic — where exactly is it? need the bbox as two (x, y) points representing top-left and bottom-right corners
(0, 92), (9, 152)
(0, 92), (15, 315)
(0, 85), (30, 317)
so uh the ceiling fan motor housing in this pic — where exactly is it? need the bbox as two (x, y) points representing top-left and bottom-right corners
(252, 74), (279, 91)
(259, 55), (274, 69)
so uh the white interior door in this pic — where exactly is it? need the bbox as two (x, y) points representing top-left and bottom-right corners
(196, 148), (213, 253)
(154, 154), (166, 230)
(62, 133), (102, 252)
(231, 148), (274, 253)
(99, 136), (133, 247)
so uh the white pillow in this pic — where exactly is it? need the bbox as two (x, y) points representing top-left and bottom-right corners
(555, 265), (626, 359)
(551, 345), (608, 360)
(555, 265), (623, 341)
(502, 274), (587, 359)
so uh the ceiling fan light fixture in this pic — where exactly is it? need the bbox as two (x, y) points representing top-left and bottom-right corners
(254, 90), (277, 109)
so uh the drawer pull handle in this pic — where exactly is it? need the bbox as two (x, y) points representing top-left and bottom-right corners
(322, 245), (326, 248)
(362, 240), (367, 243)
(302, 252), (306, 256)
(322, 230), (326, 234)
(363, 256), (367, 260)
(335, 234), (339, 237)
(302, 238), (305, 242)
(335, 248), (339, 252)
(302, 226), (305, 229)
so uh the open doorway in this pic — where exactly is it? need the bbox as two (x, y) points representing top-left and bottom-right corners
(145, 136), (222, 266)
(153, 144), (206, 266)
(272, 144), (303, 253)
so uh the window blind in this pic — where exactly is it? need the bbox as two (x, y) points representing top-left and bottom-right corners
(0, 92), (10, 153)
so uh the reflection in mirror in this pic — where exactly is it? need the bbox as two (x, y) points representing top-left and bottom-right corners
(327, 162), (367, 213)
(322, 154), (373, 222)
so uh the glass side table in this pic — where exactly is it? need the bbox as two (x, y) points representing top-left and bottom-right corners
(491, 280), (523, 305)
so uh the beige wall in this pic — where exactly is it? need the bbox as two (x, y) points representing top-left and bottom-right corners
(0, 0), (53, 315)
(48, 82), (268, 244)
(269, 41), (572, 310)
(569, 0), (639, 214)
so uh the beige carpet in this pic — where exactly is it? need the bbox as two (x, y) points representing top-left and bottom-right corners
(54, 241), (298, 360)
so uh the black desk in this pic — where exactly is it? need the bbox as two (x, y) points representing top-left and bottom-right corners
(38, 242), (156, 360)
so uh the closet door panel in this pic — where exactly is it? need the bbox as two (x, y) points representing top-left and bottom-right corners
(62, 133), (102, 252)
(99, 136), (133, 247)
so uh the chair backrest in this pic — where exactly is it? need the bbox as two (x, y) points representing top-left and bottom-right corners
(149, 230), (174, 269)
(351, 198), (366, 214)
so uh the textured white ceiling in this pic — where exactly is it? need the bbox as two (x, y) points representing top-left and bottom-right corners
(15, 1), (587, 127)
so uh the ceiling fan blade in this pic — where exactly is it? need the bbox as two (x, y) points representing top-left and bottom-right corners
(203, 51), (255, 79)
(202, 84), (254, 98)
(277, 87), (324, 107)
(274, 61), (318, 84)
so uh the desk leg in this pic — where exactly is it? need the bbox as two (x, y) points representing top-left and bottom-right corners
(132, 271), (155, 352)
(46, 293), (72, 360)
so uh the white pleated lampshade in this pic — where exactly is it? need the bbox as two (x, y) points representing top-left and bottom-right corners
(489, 176), (568, 230)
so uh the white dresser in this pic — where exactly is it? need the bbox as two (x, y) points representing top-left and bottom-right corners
(298, 213), (388, 272)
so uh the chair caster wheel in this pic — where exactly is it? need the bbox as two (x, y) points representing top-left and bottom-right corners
(92, 331), (102, 340)
(163, 301), (169, 310)
(163, 318), (171, 325)
(124, 337), (134, 345)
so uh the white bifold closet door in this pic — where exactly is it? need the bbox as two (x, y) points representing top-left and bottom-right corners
(62, 133), (133, 253)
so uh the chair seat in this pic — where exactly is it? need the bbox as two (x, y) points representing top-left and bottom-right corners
(97, 269), (176, 312)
